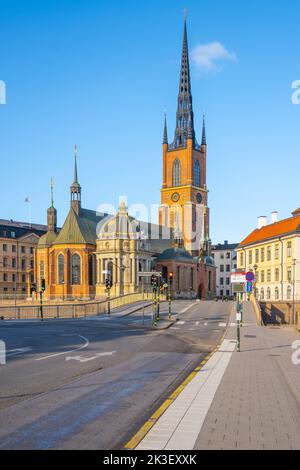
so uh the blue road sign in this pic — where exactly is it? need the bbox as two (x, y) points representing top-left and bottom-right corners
(246, 282), (253, 293)
(246, 272), (255, 282)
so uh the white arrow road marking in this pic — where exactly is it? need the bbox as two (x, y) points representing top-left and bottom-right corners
(65, 351), (116, 363)
(7, 347), (32, 357)
(35, 335), (89, 361)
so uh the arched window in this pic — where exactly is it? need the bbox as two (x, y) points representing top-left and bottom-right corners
(107, 261), (113, 285)
(71, 254), (81, 285)
(267, 288), (271, 300)
(260, 288), (264, 300)
(287, 286), (292, 300)
(275, 287), (279, 300)
(58, 254), (64, 285)
(193, 160), (200, 188)
(173, 159), (181, 187)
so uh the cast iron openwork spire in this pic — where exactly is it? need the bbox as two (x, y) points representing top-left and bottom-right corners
(163, 114), (168, 145)
(201, 113), (207, 146)
(172, 18), (196, 148)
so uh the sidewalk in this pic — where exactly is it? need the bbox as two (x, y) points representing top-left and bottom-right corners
(136, 302), (300, 450)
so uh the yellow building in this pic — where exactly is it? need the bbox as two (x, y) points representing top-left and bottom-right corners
(237, 210), (300, 303)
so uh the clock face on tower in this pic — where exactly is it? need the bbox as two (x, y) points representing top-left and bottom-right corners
(172, 192), (180, 203)
(196, 193), (203, 204)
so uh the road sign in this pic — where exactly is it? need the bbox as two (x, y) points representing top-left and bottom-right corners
(246, 282), (253, 293)
(231, 273), (246, 284)
(139, 272), (161, 277)
(232, 283), (245, 294)
(246, 272), (255, 282)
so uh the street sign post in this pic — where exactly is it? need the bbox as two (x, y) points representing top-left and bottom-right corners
(246, 282), (253, 293)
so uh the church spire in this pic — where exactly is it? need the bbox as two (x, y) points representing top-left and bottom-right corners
(173, 16), (195, 148)
(163, 114), (168, 145)
(47, 177), (57, 232)
(201, 113), (207, 146)
(70, 145), (81, 215)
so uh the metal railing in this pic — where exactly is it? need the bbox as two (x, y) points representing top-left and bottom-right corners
(0, 292), (155, 321)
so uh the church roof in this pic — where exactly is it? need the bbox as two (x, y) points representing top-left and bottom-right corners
(157, 247), (197, 264)
(38, 231), (58, 247)
(55, 208), (105, 245)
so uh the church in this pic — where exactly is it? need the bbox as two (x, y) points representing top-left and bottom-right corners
(34, 19), (216, 301)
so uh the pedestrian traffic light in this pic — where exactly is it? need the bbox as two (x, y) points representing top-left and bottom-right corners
(41, 279), (46, 292)
(30, 283), (37, 294)
(151, 275), (157, 287)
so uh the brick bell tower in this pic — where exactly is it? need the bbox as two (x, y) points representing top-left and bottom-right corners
(159, 18), (210, 257)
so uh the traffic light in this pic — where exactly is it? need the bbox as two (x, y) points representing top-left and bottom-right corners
(41, 279), (46, 292)
(169, 272), (174, 286)
(151, 275), (158, 288)
(105, 278), (113, 290)
(30, 283), (37, 294)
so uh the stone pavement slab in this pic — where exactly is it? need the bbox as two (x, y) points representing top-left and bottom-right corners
(195, 302), (300, 450)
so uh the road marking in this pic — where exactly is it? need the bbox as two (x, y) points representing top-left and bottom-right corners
(195, 322), (200, 326)
(219, 322), (227, 327)
(66, 351), (116, 363)
(180, 303), (197, 314)
(7, 347), (32, 357)
(231, 323), (236, 327)
(170, 327), (180, 330)
(35, 335), (89, 361)
(177, 321), (186, 325)
(204, 322), (208, 326)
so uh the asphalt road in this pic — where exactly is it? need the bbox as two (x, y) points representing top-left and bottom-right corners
(0, 300), (233, 450)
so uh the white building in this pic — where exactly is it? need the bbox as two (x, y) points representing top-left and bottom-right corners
(212, 241), (238, 298)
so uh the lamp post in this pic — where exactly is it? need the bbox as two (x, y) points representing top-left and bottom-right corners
(253, 264), (258, 299)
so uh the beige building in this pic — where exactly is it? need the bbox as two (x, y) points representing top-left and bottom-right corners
(96, 202), (171, 297)
(237, 209), (300, 303)
(0, 219), (47, 299)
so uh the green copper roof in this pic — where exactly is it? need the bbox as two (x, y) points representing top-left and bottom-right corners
(157, 247), (197, 264)
(55, 208), (104, 245)
(38, 231), (58, 247)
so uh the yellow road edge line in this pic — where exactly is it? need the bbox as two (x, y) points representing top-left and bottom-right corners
(125, 308), (233, 450)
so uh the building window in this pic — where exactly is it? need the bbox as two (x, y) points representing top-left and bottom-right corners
(190, 268), (194, 290)
(220, 277), (224, 286)
(58, 254), (64, 285)
(3, 273), (7, 282)
(275, 268), (279, 282)
(287, 241), (292, 258)
(226, 278), (230, 286)
(21, 246), (26, 254)
(275, 244), (279, 260)
(249, 251), (253, 265)
(177, 266), (180, 291)
(172, 159), (181, 187)
(21, 259), (26, 270)
(193, 160), (200, 188)
(12, 245), (16, 253)
(260, 288), (264, 300)
(255, 249), (259, 263)
(12, 258), (16, 269)
(226, 265), (230, 273)
(30, 247), (34, 255)
(71, 254), (81, 285)
(39, 261), (45, 283)
(22, 274), (26, 283)
(12, 274), (16, 282)
(261, 270), (265, 283)
(3, 244), (7, 252)
(89, 255), (94, 286)
(240, 253), (244, 267)
(287, 286), (292, 300)
(267, 269), (271, 282)
(267, 288), (271, 300)
(287, 267), (292, 283)
(3, 258), (7, 268)
(261, 248), (265, 262)
(267, 246), (271, 261)
(220, 265), (224, 273)
(275, 287), (279, 300)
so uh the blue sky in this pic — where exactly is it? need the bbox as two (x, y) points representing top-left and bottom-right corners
(0, 0), (299, 243)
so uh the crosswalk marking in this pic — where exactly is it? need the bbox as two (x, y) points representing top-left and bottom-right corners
(177, 321), (186, 325)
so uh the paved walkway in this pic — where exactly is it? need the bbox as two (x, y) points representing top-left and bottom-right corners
(136, 302), (300, 450)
